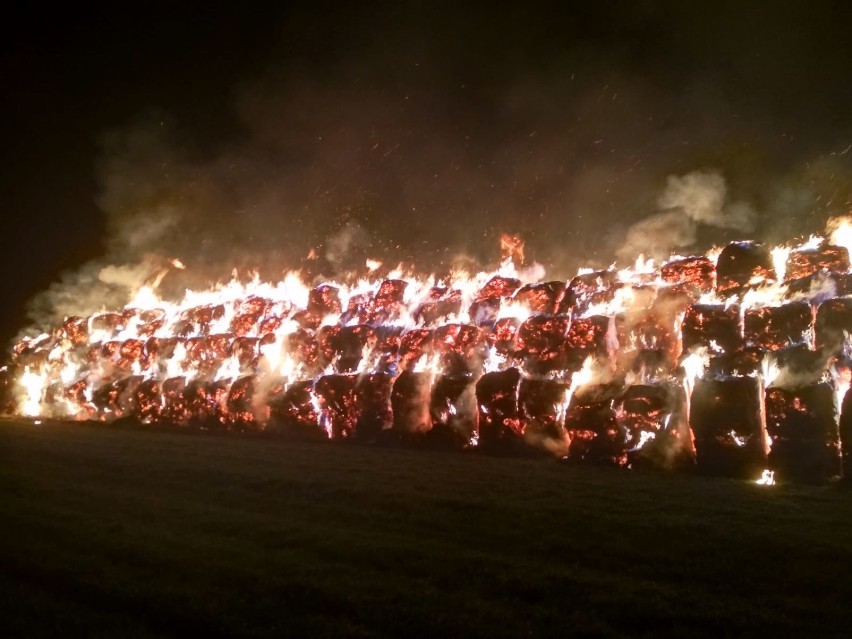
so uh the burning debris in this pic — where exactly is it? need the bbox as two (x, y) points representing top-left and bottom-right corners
(9, 221), (852, 483)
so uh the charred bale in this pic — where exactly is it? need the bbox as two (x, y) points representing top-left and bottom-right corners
(476, 276), (521, 301)
(487, 317), (522, 356)
(468, 297), (502, 326)
(354, 373), (394, 440)
(561, 270), (617, 315)
(512, 281), (567, 314)
(90, 312), (125, 338)
(706, 347), (765, 378)
(414, 287), (462, 325)
(315, 374), (359, 439)
(316, 324), (341, 370)
(368, 279), (409, 324)
(398, 329), (434, 371)
(0, 366), (17, 415)
(516, 315), (570, 373)
(63, 379), (94, 418)
(111, 375), (143, 419)
(258, 315), (283, 336)
(134, 379), (163, 423)
(815, 298), (852, 355)
(617, 384), (685, 468)
(308, 284), (343, 316)
(563, 384), (624, 465)
(226, 375), (258, 428)
(476, 368), (523, 451)
(519, 378), (569, 455)
(292, 285), (343, 329)
(286, 328), (320, 374)
(372, 326), (406, 374)
(784, 272), (852, 304)
(616, 310), (678, 376)
(92, 380), (120, 420)
(136, 310), (166, 338)
(660, 256), (716, 294)
(682, 304), (741, 353)
(144, 337), (180, 371)
(231, 336), (259, 371)
(391, 371), (433, 438)
(328, 324), (377, 373)
(433, 324), (483, 376)
(184, 334), (231, 378)
(767, 345), (831, 387)
(161, 377), (188, 425)
(840, 388), (852, 481)
(715, 241), (775, 294)
(267, 380), (324, 438)
(183, 379), (230, 429)
(61, 316), (89, 346)
(785, 244), (850, 281)
(563, 315), (614, 371)
(230, 298), (269, 337)
(744, 302), (812, 351)
(429, 374), (478, 448)
(764, 383), (841, 482)
(180, 304), (225, 335)
(690, 377), (766, 478)
(117, 339), (145, 371)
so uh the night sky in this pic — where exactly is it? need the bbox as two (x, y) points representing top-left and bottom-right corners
(3, 2), (852, 350)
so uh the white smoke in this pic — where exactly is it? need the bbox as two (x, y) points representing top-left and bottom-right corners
(325, 220), (371, 270)
(617, 170), (757, 262)
(22, 259), (163, 333)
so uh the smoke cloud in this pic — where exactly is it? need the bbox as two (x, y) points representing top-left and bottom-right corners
(16, 5), (852, 341)
(617, 170), (757, 261)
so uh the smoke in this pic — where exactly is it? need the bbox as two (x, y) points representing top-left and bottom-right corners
(617, 170), (757, 262)
(24, 261), (159, 331)
(15, 5), (852, 343)
(325, 221), (371, 271)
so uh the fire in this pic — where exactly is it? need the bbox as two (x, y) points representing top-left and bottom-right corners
(499, 233), (525, 264)
(19, 366), (47, 417)
(828, 216), (852, 257)
(755, 469), (776, 486)
(3, 217), (851, 480)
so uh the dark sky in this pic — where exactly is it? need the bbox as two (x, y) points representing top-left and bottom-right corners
(3, 1), (852, 350)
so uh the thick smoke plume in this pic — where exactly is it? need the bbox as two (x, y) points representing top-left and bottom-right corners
(617, 170), (757, 261)
(16, 5), (852, 342)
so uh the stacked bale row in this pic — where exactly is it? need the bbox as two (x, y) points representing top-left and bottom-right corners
(683, 241), (849, 481)
(8, 237), (852, 480)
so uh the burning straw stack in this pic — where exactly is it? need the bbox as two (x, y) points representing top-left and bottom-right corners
(7, 232), (852, 483)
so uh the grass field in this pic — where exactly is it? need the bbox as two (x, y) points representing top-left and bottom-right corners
(1, 419), (851, 638)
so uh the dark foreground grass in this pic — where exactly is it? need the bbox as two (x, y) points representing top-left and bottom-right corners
(1, 420), (851, 638)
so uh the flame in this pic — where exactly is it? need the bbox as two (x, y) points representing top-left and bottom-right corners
(705, 246), (723, 266)
(563, 356), (596, 409)
(770, 245), (791, 283)
(762, 355), (781, 388)
(19, 367), (46, 416)
(681, 349), (708, 392)
(729, 430), (747, 447)
(828, 216), (852, 257)
(755, 469), (776, 486)
(500, 233), (525, 264)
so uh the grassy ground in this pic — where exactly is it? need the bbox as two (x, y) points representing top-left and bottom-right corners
(1, 419), (851, 638)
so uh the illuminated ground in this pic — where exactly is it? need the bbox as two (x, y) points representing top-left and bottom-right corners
(1, 418), (851, 638)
